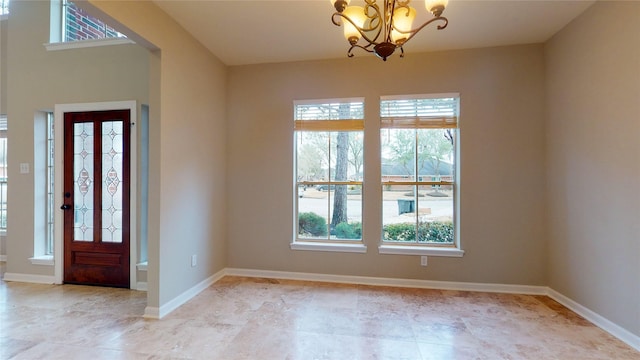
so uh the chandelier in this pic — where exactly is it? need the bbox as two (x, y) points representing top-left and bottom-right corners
(330, 0), (449, 61)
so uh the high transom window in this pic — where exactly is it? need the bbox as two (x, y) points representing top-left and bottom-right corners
(294, 99), (364, 244)
(62, 0), (124, 42)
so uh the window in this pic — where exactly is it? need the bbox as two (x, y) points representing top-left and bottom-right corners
(0, 116), (6, 232)
(380, 94), (461, 253)
(45, 113), (55, 255)
(30, 112), (54, 264)
(1, 0), (8, 16)
(62, 0), (125, 42)
(46, 1), (132, 51)
(293, 99), (365, 251)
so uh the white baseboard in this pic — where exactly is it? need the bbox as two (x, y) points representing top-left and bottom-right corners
(0, 255), (6, 261)
(547, 288), (640, 352)
(2, 272), (56, 284)
(143, 268), (226, 319)
(224, 268), (548, 295)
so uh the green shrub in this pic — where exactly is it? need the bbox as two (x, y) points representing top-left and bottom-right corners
(335, 222), (362, 239)
(383, 221), (454, 243)
(383, 223), (416, 241)
(298, 212), (327, 237)
(422, 221), (454, 243)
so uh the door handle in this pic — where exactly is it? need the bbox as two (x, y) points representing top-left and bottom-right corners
(60, 204), (71, 210)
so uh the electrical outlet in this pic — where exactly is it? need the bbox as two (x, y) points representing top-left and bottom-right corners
(20, 163), (30, 174)
(420, 256), (428, 266)
(191, 254), (197, 267)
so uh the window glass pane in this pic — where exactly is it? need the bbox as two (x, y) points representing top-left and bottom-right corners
(382, 185), (417, 242)
(296, 130), (364, 242)
(381, 128), (416, 182)
(416, 185), (454, 244)
(297, 199), (329, 240)
(416, 129), (455, 182)
(298, 184), (362, 241)
(101, 121), (123, 243)
(73, 122), (94, 242)
(46, 114), (55, 254)
(0, 0), (8, 15)
(335, 184), (362, 240)
(297, 132), (329, 182)
(64, 0), (125, 42)
(329, 131), (362, 181)
(382, 184), (453, 244)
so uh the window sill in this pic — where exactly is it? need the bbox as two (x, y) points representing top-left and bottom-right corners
(378, 244), (464, 257)
(44, 38), (134, 51)
(29, 255), (54, 266)
(136, 261), (148, 271)
(291, 241), (367, 254)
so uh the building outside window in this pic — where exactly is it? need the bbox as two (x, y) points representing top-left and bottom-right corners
(380, 94), (459, 247)
(294, 99), (364, 243)
(63, 0), (124, 42)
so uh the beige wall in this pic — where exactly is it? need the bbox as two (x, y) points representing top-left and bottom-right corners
(6, 0), (149, 276)
(545, 1), (640, 337)
(227, 44), (548, 285)
(87, 0), (228, 309)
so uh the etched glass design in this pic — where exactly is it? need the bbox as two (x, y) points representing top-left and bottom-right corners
(73, 122), (93, 241)
(101, 121), (123, 243)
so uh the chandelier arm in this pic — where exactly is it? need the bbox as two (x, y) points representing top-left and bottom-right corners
(384, 0), (398, 43)
(364, 1), (384, 44)
(348, 43), (376, 58)
(395, 16), (448, 44)
(331, 12), (343, 26)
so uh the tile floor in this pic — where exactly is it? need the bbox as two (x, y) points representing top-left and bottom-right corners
(1, 263), (638, 359)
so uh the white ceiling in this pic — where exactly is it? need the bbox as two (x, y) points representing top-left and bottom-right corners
(153, 0), (595, 66)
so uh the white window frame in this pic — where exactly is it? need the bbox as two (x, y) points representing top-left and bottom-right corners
(291, 98), (367, 253)
(378, 93), (464, 257)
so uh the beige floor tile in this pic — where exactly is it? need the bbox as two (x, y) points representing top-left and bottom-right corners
(1, 268), (638, 360)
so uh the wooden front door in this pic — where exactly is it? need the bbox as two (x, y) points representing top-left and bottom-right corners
(62, 110), (131, 288)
